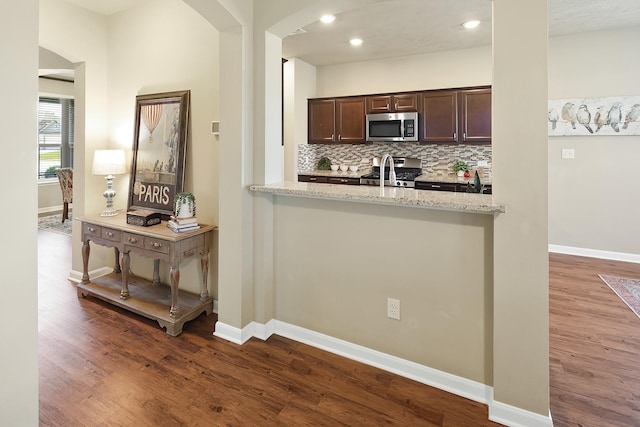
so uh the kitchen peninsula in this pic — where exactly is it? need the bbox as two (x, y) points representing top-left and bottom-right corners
(250, 181), (504, 214)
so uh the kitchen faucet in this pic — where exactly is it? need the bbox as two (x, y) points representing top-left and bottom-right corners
(380, 153), (396, 190)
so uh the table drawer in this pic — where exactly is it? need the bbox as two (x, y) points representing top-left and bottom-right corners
(83, 223), (102, 238)
(101, 227), (122, 242)
(145, 238), (170, 255)
(123, 232), (145, 249)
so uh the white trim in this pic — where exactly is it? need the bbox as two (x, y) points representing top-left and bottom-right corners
(212, 319), (552, 426)
(490, 401), (553, 427)
(549, 244), (640, 264)
(213, 299), (218, 314)
(69, 267), (112, 284)
(38, 205), (66, 215)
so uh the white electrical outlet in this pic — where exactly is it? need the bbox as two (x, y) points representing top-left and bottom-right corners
(561, 148), (575, 159)
(477, 160), (488, 167)
(387, 298), (400, 320)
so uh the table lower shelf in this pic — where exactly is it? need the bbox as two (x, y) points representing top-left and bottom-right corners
(77, 272), (213, 336)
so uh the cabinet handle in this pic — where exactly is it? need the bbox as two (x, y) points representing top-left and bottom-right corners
(309, 177), (317, 181)
(88, 227), (96, 233)
(106, 231), (114, 237)
(128, 237), (138, 244)
(151, 242), (162, 248)
(463, 132), (467, 140)
(453, 132), (457, 140)
(338, 134), (341, 141)
(432, 185), (441, 188)
(331, 134), (335, 141)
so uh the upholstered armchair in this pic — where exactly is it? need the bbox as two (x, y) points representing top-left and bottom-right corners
(55, 168), (73, 223)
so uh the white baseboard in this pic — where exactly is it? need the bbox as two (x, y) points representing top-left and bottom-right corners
(69, 267), (112, 284)
(38, 205), (65, 215)
(549, 244), (640, 264)
(490, 401), (554, 427)
(213, 319), (552, 427)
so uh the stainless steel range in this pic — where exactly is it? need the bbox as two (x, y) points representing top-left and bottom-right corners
(360, 156), (422, 188)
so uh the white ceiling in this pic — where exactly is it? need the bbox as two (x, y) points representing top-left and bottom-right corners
(59, 0), (640, 67)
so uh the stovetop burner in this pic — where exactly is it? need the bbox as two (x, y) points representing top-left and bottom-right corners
(360, 157), (423, 188)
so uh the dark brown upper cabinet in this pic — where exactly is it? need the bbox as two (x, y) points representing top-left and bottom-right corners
(420, 87), (491, 144)
(366, 93), (418, 114)
(308, 97), (366, 144)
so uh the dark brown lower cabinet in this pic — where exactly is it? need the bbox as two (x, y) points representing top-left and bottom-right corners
(415, 181), (492, 194)
(298, 175), (360, 185)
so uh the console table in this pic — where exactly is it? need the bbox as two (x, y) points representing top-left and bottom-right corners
(76, 214), (216, 336)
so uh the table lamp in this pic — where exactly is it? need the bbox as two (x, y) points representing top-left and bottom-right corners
(92, 149), (126, 216)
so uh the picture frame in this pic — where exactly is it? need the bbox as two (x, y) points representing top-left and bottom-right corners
(128, 90), (190, 218)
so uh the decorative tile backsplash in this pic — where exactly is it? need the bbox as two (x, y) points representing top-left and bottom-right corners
(298, 143), (492, 178)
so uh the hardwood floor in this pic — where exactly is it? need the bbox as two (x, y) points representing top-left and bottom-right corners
(38, 230), (500, 426)
(549, 253), (640, 427)
(38, 230), (640, 426)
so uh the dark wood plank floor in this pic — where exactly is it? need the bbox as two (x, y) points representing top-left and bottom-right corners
(549, 253), (640, 427)
(38, 230), (501, 426)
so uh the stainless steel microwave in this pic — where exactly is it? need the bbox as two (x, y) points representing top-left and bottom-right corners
(366, 112), (418, 142)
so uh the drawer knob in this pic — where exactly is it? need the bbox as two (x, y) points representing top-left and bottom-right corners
(151, 242), (162, 248)
(88, 227), (96, 232)
(128, 237), (138, 244)
(106, 231), (114, 237)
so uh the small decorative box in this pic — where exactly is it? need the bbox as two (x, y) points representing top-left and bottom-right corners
(126, 210), (162, 227)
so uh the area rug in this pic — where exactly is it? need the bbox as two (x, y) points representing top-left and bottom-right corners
(599, 274), (640, 319)
(38, 213), (72, 236)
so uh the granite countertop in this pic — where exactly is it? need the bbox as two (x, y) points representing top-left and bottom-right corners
(250, 181), (505, 214)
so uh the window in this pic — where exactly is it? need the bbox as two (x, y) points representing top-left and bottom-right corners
(38, 97), (74, 179)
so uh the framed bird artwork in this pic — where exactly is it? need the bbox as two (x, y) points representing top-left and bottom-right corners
(548, 95), (640, 136)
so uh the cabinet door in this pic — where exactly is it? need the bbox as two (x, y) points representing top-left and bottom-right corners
(308, 99), (336, 143)
(420, 91), (458, 143)
(336, 97), (366, 143)
(415, 182), (457, 192)
(298, 175), (329, 183)
(393, 93), (418, 112)
(460, 88), (491, 143)
(366, 95), (392, 113)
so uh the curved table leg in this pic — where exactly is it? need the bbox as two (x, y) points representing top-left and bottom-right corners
(113, 247), (121, 274)
(153, 259), (161, 286)
(81, 239), (90, 284)
(169, 265), (181, 318)
(200, 250), (210, 301)
(120, 251), (130, 299)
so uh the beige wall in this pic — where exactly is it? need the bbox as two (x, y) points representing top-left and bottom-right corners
(273, 196), (494, 383)
(492, 0), (549, 415)
(0, 0), (39, 424)
(106, 0), (220, 294)
(40, 0), (111, 274)
(316, 45), (493, 97)
(548, 26), (640, 256)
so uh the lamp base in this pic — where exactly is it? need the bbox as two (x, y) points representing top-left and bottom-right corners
(100, 208), (119, 217)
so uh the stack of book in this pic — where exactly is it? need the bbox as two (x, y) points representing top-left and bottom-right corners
(166, 216), (200, 233)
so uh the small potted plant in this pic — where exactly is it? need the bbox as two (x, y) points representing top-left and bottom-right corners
(453, 161), (469, 177)
(174, 192), (196, 218)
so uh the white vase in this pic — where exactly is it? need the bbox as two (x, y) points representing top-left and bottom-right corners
(457, 170), (465, 177)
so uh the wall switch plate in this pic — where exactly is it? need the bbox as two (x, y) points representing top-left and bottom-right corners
(211, 121), (220, 135)
(561, 148), (575, 159)
(387, 298), (400, 320)
(477, 160), (488, 167)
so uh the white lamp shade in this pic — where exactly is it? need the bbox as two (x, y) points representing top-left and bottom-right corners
(92, 149), (126, 175)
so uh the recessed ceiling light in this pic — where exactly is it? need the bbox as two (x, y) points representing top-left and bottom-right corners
(350, 38), (363, 47)
(320, 15), (335, 24)
(463, 20), (481, 29)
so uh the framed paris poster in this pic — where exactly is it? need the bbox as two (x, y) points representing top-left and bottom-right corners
(128, 90), (190, 218)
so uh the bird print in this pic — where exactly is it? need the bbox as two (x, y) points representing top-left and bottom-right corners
(623, 103), (640, 130)
(561, 102), (577, 129)
(608, 102), (623, 132)
(548, 108), (559, 130)
(576, 104), (593, 134)
(594, 106), (608, 132)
